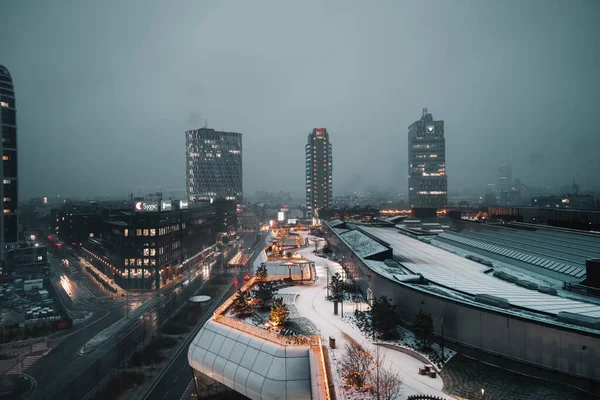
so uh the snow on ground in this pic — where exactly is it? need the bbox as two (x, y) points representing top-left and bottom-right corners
(290, 244), (454, 400)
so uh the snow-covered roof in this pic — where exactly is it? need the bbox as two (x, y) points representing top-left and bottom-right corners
(333, 227), (350, 235)
(339, 230), (389, 259)
(363, 260), (414, 277)
(188, 320), (312, 400)
(328, 219), (345, 227)
(361, 226), (600, 320)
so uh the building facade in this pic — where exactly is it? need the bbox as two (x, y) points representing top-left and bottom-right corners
(408, 108), (447, 208)
(76, 199), (236, 290)
(0, 65), (19, 263)
(305, 128), (332, 219)
(185, 128), (243, 216)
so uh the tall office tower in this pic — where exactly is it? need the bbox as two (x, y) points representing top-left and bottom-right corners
(305, 128), (332, 219)
(0, 65), (19, 263)
(185, 128), (243, 215)
(498, 164), (512, 191)
(498, 164), (513, 205)
(408, 108), (447, 208)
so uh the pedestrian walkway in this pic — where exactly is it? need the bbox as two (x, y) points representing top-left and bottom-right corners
(5, 353), (45, 375)
(294, 244), (454, 400)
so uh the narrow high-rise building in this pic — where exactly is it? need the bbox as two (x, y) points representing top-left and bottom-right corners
(305, 128), (332, 219)
(498, 164), (512, 191)
(0, 65), (19, 263)
(498, 164), (513, 205)
(408, 108), (447, 208)
(185, 128), (243, 213)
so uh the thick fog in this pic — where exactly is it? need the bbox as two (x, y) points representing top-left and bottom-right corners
(1, 0), (599, 200)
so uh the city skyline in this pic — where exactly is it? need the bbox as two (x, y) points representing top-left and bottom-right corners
(1, 1), (599, 200)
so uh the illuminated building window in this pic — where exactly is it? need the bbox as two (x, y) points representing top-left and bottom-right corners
(143, 259), (149, 266)
(124, 229), (129, 237)
(143, 248), (150, 256)
(3, 180), (9, 184)
(150, 229), (156, 236)
(151, 259), (156, 266)
(3, 209), (11, 213)
(125, 259), (129, 266)
(143, 229), (149, 236)
(136, 229), (142, 236)
(2, 156), (8, 161)
(137, 259), (142, 266)
(150, 249), (156, 256)
(130, 258), (136, 265)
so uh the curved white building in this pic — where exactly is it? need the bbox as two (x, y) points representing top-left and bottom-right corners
(188, 319), (324, 399)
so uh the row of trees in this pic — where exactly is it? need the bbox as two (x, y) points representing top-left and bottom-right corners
(341, 341), (403, 400)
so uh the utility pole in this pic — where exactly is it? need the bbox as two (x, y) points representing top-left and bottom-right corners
(440, 317), (445, 362)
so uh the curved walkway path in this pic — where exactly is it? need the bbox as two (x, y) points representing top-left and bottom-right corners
(292, 244), (454, 400)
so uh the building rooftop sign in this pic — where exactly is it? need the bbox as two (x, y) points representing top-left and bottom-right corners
(134, 201), (159, 212)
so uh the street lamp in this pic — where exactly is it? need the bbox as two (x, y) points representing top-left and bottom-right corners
(481, 389), (485, 400)
(440, 317), (444, 363)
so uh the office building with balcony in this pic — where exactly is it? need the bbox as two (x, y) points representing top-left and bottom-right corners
(408, 108), (447, 208)
(305, 128), (332, 219)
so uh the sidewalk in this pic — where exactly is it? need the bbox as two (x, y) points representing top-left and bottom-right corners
(290, 245), (453, 399)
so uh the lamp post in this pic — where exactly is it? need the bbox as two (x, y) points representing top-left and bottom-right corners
(326, 264), (330, 298)
(340, 261), (345, 319)
(481, 389), (485, 400)
(440, 317), (445, 363)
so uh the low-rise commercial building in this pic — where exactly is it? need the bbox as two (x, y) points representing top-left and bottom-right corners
(57, 199), (236, 290)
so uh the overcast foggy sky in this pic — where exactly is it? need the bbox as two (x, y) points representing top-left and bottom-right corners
(1, 0), (599, 201)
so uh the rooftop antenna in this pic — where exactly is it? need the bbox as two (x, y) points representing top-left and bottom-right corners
(422, 108), (428, 117)
(204, 118), (208, 128)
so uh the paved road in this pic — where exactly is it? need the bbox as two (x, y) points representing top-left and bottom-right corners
(144, 267), (251, 400)
(144, 232), (266, 400)
(29, 249), (234, 400)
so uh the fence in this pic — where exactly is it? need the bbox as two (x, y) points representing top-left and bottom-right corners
(407, 395), (447, 400)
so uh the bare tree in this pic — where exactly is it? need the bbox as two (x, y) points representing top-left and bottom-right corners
(341, 341), (373, 390)
(371, 345), (403, 400)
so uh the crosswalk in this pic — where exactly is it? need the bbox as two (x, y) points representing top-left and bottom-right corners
(6, 354), (43, 375)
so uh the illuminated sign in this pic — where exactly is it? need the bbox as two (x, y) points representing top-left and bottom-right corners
(179, 200), (189, 209)
(161, 201), (172, 211)
(277, 212), (285, 222)
(426, 125), (434, 133)
(134, 201), (159, 212)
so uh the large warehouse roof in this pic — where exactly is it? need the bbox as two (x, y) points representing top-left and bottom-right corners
(359, 226), (600, 318)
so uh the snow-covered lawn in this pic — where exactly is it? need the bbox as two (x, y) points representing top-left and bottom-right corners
(286, 240), (454, 399)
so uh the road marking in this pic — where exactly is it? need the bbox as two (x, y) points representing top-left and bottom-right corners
(173, 375), (179, 383)
(162, 390), (170, 399)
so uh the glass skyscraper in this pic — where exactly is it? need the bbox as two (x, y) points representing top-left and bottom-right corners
(0, 64), (19, 263)
(408, 108), (447, 208)
(185, 128), (243, 213)
(305, 128), (332, 219)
